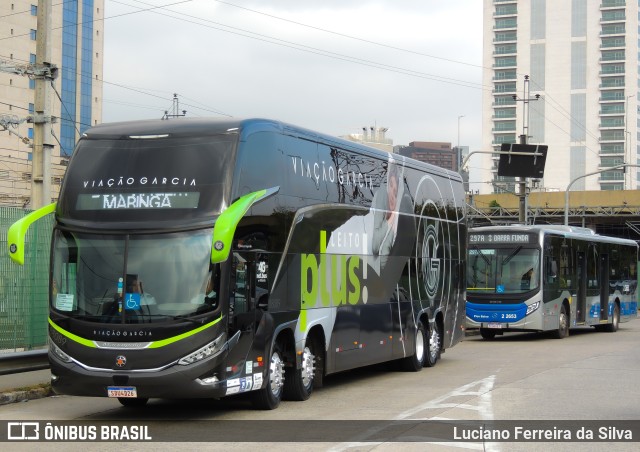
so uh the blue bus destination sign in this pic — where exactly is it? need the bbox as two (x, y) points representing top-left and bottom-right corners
(76, 192), (200, 210)
(469, 232), (534, 244)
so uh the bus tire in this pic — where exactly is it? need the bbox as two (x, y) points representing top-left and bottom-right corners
(604, 303), (620, 333)
(117, 397), (148, 408)
(283, 339), (315, 401)
(401, 321), (427, 371)
(426, 320), (441, 368)
(251, 341), (285, 410)
(553, 304), (569, 339)
(480, 328), (497, 340)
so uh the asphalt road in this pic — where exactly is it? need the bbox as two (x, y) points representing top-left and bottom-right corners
(1, 320), (640, 451)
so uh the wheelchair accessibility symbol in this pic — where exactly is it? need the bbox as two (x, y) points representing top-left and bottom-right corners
(125, 293), (141, 310)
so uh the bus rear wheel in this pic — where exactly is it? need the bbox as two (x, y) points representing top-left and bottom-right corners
(553, 304), (569, 339)
(117, 397), (148, 408)
(426, 320), (441, 368)
(251, 342), (284, 410)
(401, 321), (427, 371)
(284, 340), (316, 401)
(604, 303), (620, 333)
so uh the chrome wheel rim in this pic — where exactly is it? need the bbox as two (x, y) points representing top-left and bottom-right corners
(429, 324), (440, 360)
(415, 328), (425, 363)
(300, 346), (315, 389)
(269, 350), (284, 397)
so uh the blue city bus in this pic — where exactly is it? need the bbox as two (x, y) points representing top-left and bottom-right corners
(466, 225), (638, 339)
(8, 118), (467, 408)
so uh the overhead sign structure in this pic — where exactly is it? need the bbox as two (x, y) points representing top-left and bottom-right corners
(497, 144), (548, 178)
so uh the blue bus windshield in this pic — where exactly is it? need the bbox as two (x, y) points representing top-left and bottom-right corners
(467, 246), (540, 294)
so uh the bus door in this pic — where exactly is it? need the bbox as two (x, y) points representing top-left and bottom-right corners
(229, 251), (256, 336)
(599, 253), (610, 321)
(576, 251), (587, 323)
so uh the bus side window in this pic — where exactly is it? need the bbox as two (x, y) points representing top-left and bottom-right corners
(231, 253), (248, 315)
(546, 257), (558, 284)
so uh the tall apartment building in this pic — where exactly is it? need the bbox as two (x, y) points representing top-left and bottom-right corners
(0, 1), (104, 207)
(481, 0), (638, 194)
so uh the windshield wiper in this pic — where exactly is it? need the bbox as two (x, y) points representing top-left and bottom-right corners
(169, 314), (206, 325)
(501, 245), (522, 267)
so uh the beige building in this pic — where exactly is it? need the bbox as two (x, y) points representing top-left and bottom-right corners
(481, 0), (639, 194)
(0, 1), (104, 207)
(342, 126), (394, 153)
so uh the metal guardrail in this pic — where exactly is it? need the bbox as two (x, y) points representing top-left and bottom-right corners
(0, 349), (49, 376)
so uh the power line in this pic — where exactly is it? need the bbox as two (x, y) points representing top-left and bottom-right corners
(211, 0), (484, 70)
(110, 0), (487, 91)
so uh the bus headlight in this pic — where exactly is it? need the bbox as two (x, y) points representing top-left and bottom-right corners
(526, 301), (540, 316)
(50, 340), (73, 363)
(178, 333), (225, 366)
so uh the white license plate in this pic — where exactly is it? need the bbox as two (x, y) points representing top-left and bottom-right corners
(487, 322), (502, 329)
(107, 386), (137, 398)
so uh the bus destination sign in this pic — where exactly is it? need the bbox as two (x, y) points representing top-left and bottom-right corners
(469, 232), (533, 244)
(76, 192), (200, 210)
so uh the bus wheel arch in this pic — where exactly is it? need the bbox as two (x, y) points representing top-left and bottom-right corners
(284, 326), (324, 400)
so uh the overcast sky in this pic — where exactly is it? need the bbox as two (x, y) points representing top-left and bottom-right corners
(102, 0), (484, 151)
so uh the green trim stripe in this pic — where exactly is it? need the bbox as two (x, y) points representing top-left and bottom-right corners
(48, 315), (223, 349)
(8, 202), (57, 265)
(49, 317), (96, 348)
(148, 315), (223, 348)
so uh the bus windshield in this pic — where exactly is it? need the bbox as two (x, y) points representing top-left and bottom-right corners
(467, 246), (540, 294)
(51, 228), (220, 324)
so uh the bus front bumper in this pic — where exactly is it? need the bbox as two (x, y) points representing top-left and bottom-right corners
(49, 350), (262, 400)
(465, 301), (543, 332)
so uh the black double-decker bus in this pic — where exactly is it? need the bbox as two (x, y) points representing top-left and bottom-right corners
(8, 118), (466, 409)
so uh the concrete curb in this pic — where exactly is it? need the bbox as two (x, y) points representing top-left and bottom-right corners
(0, 384), (52, 406)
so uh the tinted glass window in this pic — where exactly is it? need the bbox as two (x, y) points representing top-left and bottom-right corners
(58, 134), (238, 224)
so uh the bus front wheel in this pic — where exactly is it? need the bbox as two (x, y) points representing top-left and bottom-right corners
(117, 397), (148, 408)
(604, 303), (620, 333)
(480, 328), (497, 340)
(251, 342), (284, 410)
(553, 304), (569, 339)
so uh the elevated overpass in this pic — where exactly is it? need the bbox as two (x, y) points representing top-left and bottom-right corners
(467, 190), (640, 241)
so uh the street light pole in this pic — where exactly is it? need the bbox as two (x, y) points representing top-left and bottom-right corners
(564, 163), (640, 225)
(625, 94), (633, 190)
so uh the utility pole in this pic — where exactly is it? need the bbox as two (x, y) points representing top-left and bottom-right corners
(0, 1), (58, 209)
(162, 93), (187, 120)
(512, 75), (540, 224)
(32, 0), (55, 209)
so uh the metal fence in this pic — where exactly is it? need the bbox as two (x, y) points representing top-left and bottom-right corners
(0, 207), (53, 354)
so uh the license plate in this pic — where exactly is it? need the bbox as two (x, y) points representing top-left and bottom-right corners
(107, 386), (137, 398)
(487, 322), (502, 329)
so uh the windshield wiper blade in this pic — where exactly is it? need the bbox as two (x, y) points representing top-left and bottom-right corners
(501, 245), (522, 267)
(169, 314), (206, 325)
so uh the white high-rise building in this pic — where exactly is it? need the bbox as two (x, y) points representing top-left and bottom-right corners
(481, 0), (638, 194)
